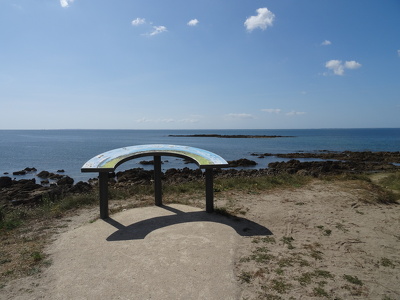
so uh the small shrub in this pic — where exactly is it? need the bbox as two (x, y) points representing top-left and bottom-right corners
(313, 287), (329, 297)
(239, 271), (253, 283)
(271, 278), (292, 294)
(343, 274), (363, 285)
(281, 236), (295, 249)
(381, 257), (395, 268)
(31, 251), (43, 262)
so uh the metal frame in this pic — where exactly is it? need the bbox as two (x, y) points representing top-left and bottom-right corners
(81, 144), (228, 219)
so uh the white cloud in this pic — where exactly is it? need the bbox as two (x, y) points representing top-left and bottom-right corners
(187, 19), (199, 26)
(286, 111), (306, 116)
(325, 59), (362, 76)
(344, 61), (362, 69)
(262, 108), (281, 114)
(325, 60), (344, 75)
(244, 7), (275, 32)
(321, 40), (332, 46)
(147, 26), (167, 36)
(132, 18), (146, 26)
(226, 113), (255, 119)
(60, 0), (74, 8)
(398, 50), (400, 57)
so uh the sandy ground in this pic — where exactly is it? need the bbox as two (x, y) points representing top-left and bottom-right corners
(2, 180), (400, 299)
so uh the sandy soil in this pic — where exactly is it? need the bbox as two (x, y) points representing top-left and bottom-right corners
(2, 180), (400, 299)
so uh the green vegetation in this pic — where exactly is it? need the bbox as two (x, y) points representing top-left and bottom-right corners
(378, 172), (400, 192)
(238, 271), (253, 283)
(343, 274), (363, 286)
(323, 173), (400, 204)
(380, 257), (395, 268)
(214, 174), (311, 192)
(281, 236), (295, 249)
(270, 278), (292, 294)
(313, 287), (329, 297)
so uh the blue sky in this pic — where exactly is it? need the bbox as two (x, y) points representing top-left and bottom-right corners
(1, 0), (399, 129)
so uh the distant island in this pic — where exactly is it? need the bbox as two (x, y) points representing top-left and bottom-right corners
(168, 134), (294, 138)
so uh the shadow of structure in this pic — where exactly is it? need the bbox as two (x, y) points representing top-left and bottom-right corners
(105, 205), (273, 241)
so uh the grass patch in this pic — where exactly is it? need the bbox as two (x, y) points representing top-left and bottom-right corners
(381, 257), (395, 268)
(250, 247), (274, 263)
(238, 271), (253, 283)
(281, 236), (295, 249)
(297, 269), (334, 286)
(378, 172), (400, 192)
(214, 174), (311, 192)
(270, 278), (292, 294)
(343, 274), (363, 285)
(313, 287), (329, 297)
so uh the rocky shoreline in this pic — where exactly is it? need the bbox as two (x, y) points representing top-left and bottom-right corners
(1, 151), (399, 207)
(169, 134), (294, 138)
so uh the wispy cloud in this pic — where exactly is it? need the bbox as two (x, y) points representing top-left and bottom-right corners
(187, 19), (199, 26)
(147, 26), (167, 36)
(60, 0), (74, 8)
(397, 49), (400, 57)
(136, 117), (199, 123)
(131, 18), (146, 26)
(261, 108), (281, 114)
(131, 17), (166, 36)
(225, 113), (255, 119)
(325, 59), (361, 76)
(244, 7), (275, 32)
(321, 40), (332, 46)
(286, 111), (306, 116)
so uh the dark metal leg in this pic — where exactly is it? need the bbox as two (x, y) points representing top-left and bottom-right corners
(99, 172), (109, 219)
(205, 168), (214, 213)
(154, 155), (162, 206)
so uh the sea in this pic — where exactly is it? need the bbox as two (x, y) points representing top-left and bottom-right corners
(1, 128), (399, 182)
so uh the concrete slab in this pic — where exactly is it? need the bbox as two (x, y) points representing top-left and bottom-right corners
(45, 204), (243, 300)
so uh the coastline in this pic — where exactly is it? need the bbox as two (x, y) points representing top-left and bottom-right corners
(168, 134), (294, 138)
(1, 150), (400, 207)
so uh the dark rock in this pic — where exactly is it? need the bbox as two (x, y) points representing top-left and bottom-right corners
(69, 181), (92, 193)
(1, 178), (44, 205)
(116, 168), (153, 183)
(228, 158), (257, 167)
(276, 151), (400, 163)
(49, 173), (63, 180)
(11, 194), (42, 206)
(267, 159), (398, 176)
(139, 160), (156, 165)
(13, 170), (26, 175)
(57, 169), (65, 173)
(0, 176), (12, 188)
(37, 171), (50, 178)
(37, 171), (63, 180)
(24, 167), (37, 172)
(57, 176), (74, 186)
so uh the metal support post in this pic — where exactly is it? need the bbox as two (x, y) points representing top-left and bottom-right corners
(99, 172), (109, 219)
(154, 155), (162, 206)
(205, 168), (214, 213)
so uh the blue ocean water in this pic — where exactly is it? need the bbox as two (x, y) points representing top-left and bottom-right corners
(0, 129), (399, 182)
